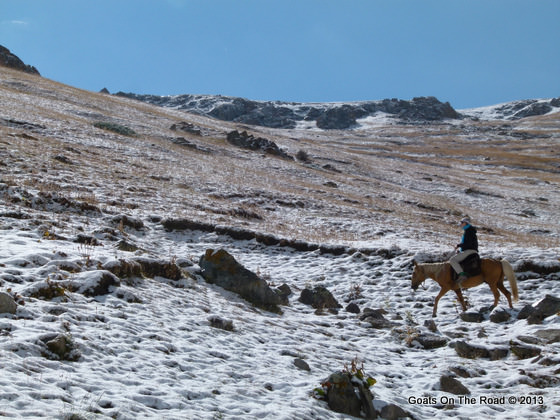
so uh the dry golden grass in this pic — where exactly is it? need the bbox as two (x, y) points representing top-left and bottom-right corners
(1, 66), (559, 249)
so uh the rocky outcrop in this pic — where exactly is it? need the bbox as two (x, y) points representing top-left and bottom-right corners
(0, 45), (40, 75)
(116, 92), (462, 129)
(199, 249), (282, 312)
(226, 130), (291, 158)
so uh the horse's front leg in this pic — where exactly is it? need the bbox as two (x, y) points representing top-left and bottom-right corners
(454, 289), (467, 311)
(432, 288), (449, 317)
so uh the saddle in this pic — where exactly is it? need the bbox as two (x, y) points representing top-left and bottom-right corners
(452, 252), (482, 281)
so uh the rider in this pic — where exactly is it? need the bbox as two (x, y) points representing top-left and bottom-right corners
(449, 216), (478, 285)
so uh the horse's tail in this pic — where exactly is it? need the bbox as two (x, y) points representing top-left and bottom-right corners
(501, 259), (518, 302)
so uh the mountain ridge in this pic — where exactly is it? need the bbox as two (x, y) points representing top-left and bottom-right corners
(114, 90), (560, 130)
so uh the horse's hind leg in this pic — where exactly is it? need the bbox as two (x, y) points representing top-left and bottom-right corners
(454, 289), (467, 311)
(490, 283), (501, 308)
(497, 281), (513, 308)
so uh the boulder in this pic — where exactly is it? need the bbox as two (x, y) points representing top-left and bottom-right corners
(0, 292), (17, 314)
(294, 358), (311, 372)
(134, 257), (182, 280)
(535, 329), (560, 344)
(199, 249), (282, 313)
(414, 333), (449, 349)
(208, 315), (234, 331)
(454, 341), (508, 360)
(299, 286), (341, 310)
(322, 371), (376, 419)
(360, 308), (397, 329)
(510, 343), (542, 359)
(439, 375), (470, 395)
(460, 311), (484, 323)
(67, 270), (120, 297)
(527, 295), (560, 324)
(489, 307), (511, 323)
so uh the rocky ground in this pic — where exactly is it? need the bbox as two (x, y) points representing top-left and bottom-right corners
(0, 66), (559, 419)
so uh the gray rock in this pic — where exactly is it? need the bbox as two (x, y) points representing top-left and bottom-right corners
(324, 371), (376, 419)
(510, 343), (542, 359)
(380, 403), (412, 420)
(360, 308), (397, 329)
(294, 358), (310, 371)
(67, 270), (120, 297)
(439, 375), (470, 395)
(299, 286), (341, 310)
(199, 249), (282, 313)
(460, 311), (484, 323)
(528, 295), (560, 324)
(535, 329), (560, 344)
(490, 308), (511, 323)
(0, 292), (17, 314)
(454, 341), (508, 360)
(208, 316), (234, 331)
(415, 333), (449, 349)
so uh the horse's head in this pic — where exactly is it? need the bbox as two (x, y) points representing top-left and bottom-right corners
(411, 261), (425, 291)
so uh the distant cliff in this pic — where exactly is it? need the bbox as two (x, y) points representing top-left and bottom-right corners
(0, 45), (40, 75)
(115, 92), (461, 129)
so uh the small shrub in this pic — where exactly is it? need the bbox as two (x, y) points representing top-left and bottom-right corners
(296, 149), (310, 162)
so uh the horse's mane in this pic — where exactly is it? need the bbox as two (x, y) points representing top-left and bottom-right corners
(418, 262), (448, 278)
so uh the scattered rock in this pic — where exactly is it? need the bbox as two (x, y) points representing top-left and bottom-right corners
(489, 307), (511, 323)
(360, 308), (397, 329)
(40, 333), (79, 361)
(0, 292), (17, 314)
(460, 311), (484, 323)
(208, 315), (234, 331)
(517, 304), (536, 320)
(170, 121), (202, 135)
(379, 403), (412, 420)
(439, 375), (470, 395)
(322, 371), (376, 419)
(226, 130), (291, 159)
(294, 358), (310, 372)
(111, 214), (144, 230)
(449, 365), (486, 378)
(510, 343), (542, 359)
(424, 319), (438, 332)
(299, 286), (341, 311)
(67, 270), (120, 297)
(199, 249), (282, 313)
(103, 259), (143, 279)
(275, 283), (292, 305)
(535, 329), (560, 344)
(414, 333), (449, 349)
(527, 295), (560, 324)
(134, 257), (182, 280)
(346, 302), (360, 314)
(454, 341), (508, 360)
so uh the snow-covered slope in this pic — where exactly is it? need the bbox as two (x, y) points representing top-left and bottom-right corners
(461, 98), (560, 121)
(1, 66), (559, 419)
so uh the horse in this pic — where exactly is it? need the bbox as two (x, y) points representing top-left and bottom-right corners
(411, 258), (518, 317)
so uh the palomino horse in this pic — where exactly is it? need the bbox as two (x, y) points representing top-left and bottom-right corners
(411, 258), (518, 317)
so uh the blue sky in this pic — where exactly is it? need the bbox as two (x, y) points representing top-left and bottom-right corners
(1, 0), (559, 109)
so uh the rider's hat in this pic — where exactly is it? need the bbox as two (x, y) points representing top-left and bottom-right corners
(460, 216), (471, 225)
